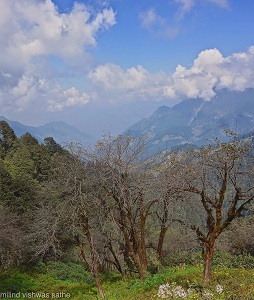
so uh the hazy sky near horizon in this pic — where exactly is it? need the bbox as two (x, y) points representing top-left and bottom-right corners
(0, 0), (254, 137)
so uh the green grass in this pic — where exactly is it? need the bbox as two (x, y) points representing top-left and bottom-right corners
(1, 262), (254, 299)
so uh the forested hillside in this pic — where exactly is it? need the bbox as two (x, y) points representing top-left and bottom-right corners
(1, 120), (254, 299)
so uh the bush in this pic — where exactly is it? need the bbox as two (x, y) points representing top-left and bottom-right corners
(213, 251), (254, 269)
(0, 272), (36, 292)
(162, 251), (202, 267)
(162, 250), (254, 270)
(45, 261), (93, 283)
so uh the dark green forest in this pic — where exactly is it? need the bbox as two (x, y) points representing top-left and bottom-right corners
(1, 120), (254, 299)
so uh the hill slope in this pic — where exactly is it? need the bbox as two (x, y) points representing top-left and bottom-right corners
(125, 89), (254, 154)
(0, 117), (93, 146)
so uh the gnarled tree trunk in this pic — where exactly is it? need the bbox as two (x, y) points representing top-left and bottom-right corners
(202, 244), (215, 286)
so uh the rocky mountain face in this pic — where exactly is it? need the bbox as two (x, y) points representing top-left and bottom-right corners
(125, 89), (254, 154)
(0, 117), (93, 146)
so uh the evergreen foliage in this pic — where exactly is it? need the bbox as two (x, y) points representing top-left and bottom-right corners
(0, 120), (17, 158)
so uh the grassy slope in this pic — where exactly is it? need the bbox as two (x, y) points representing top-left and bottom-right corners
(1, 262), (254, 299)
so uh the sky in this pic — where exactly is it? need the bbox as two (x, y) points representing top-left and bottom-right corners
(0, 0), (254, 138)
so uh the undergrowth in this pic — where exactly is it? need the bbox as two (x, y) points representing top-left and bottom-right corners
(0, 255), (254, 300)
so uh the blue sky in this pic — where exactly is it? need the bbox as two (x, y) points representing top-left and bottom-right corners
(1, 0), (254, 138)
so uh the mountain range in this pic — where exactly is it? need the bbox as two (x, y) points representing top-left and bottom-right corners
(0, 117), (93, 146)
(2, 89), (254, 153)
(125, 89), (254, 154)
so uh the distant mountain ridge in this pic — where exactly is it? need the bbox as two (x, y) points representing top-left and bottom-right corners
(0, 117), (93, 146)
(125, 89), (254, 154)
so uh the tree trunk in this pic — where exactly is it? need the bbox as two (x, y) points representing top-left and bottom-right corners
(93, 271), (106, 300)
(157, 197), (169, 261)
(157, 225), (167, 260)
(81, 213), (106, 300)
(107, 240), (123, 275)
(119, 203), (146, 280)
(130, 252), (146, 281)
(140, 214), (148, 268)
(76, 238), (106, 300)
(202, 243), (215, 286)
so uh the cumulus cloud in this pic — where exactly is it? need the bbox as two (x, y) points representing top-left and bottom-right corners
(89, 46), (254, 103)
(0, 74), (49, 111)
(0, 0), (116, 112)
(90, 64), (149, 90)
(0, 0), (116, 66)
(48, 87), (90, 112)
(89, 64), (166, 101)
(164, 46), (254, 100)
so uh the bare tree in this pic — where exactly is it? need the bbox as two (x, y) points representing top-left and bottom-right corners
(30, 145), (107, 300)
(89, 133), (156, 280)
(178, 133), (254, 285)
(0, 207), (23, 268)
(152, 153), (185, 260)
(30, 133), (156, 297)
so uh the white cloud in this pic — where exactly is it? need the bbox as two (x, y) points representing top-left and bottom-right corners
(90, 64), (149, 90)
(48, 87), (90, 112)
(90, 46), (254, 103)
(0, 0), (116, 112)
(89, 64), (166, 102)
(164, 46), (254, 100)
(0, 75), (49, 111)
(1, 0), (116, 65)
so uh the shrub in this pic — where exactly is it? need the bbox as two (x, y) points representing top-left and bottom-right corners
(213, 251), (254, 269)
(163, 251), (202, 267)
(45, 261), (93, 283)
(0, 272), (35, 292)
